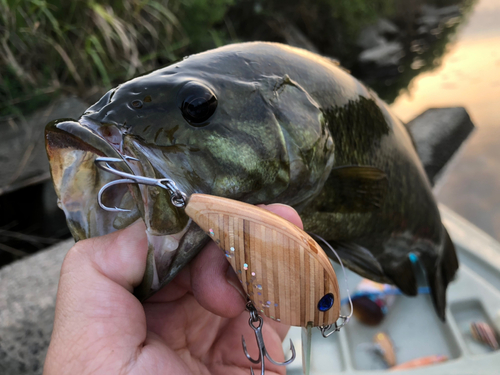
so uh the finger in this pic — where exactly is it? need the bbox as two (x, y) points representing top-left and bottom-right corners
(86, 220), (149, 290)
(190, 204), (303, 318)
(258, 203), (303, 229)
(45, 221), (149, 373)
(190, 240), (247, 318)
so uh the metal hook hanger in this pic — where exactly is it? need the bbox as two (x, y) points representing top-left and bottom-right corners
(94, 156), (187, 211)
(318, 315), (350, 338)
(242, 301), (296, 375)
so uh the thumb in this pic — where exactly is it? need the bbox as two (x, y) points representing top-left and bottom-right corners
(45, 221), (149, 373)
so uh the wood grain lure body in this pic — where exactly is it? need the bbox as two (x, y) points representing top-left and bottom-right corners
(185, 194), (341, 327)
(95, 157), (347, 374)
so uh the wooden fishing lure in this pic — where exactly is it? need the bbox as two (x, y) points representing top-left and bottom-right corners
(95, 157), (346, 374)
(373, 332), (396, 367)
(185, 193), (341, 327)
(95, 158), (342, 327)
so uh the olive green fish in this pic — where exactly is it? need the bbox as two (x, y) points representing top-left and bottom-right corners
(45, 42), (458, 320)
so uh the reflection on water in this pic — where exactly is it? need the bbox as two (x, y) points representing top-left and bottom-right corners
(391, 38), (500, 126)
(355, 0), (476, 104)
(227, 0), (474, 104)
(390, 0), (500, 240)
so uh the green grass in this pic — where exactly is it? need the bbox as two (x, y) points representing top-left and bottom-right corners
(0, 0), (234, 117)
(0, 0), (472, 116)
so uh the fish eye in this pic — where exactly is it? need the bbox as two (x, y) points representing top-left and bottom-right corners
(317, 293), (334, 312)
(177, 81), (217, 126)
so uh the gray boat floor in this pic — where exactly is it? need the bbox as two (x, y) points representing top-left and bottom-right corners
(285, 205), (500, 374)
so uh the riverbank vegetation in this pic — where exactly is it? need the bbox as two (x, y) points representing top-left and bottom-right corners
(0, 0), (474, 117)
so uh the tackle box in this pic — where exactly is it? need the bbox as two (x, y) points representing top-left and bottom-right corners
(284, 204), (500, 374)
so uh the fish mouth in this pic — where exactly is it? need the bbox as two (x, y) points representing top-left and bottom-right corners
(45, 119), (208, 300)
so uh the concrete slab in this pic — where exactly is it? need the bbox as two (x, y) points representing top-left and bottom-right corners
(0, 239), (73, 374)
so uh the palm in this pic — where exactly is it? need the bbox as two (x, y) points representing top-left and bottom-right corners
(138, 263), (289, 374)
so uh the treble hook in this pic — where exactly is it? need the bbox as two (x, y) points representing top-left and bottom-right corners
(242, 302), (296, 375)
(94, 156), (187, 212)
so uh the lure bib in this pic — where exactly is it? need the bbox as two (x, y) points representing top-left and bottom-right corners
(185, 194), (341, 327)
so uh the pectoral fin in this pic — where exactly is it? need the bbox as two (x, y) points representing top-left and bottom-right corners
(322, 166), (388, 213)
(324, 240), (387, 281)
(415, 227), (459, 321)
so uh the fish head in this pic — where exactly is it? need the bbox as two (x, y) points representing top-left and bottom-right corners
(46, 45), (335, 299)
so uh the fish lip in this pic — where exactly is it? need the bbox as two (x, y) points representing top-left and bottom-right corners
(48, 118), (202, 298)
(50, 118), (189, 234)
(49, 119), (124, 159)
(47, 118), (148, 221)
(49, 118), (142, 203)
(79, 116), (125, 152)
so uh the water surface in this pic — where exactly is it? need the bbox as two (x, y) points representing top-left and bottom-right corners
(390, 0), (500, 240)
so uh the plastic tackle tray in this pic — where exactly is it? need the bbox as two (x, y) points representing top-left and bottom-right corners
(284, 205), (500, 374)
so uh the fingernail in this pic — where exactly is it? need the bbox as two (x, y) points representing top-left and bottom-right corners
(226, 266), (247, 303)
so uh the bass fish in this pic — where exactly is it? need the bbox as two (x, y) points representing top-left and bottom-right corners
(45, 42), (458, 320)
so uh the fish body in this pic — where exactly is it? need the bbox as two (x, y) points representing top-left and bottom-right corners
(45, 42), (458, 319)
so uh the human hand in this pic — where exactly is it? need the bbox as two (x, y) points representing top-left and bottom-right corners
(43, 204), (302, 375)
